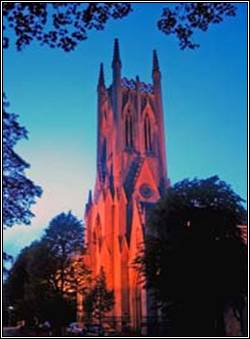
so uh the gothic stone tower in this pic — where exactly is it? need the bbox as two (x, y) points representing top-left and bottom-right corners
(84, 39), (169, 332)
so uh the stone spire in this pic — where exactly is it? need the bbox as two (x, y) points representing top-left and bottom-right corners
(112, 38), (121, 67)
(98, 62), (105, 88)
(152, 49), (161, 86)
(152, 49), (167, 187)
(87, 189), (92, 205)
(152, 49), (160, 72)
(111, 38), (122, 184)
(112, 38), (122, 84)
(85, 189), (93, 213)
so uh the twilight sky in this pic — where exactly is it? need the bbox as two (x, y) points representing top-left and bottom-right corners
(3, 3), (247, 257)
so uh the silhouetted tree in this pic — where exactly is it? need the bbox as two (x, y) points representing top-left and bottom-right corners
(3, 95), (42, 228)
(5, 212), (91, 332)
(42, 211), (85, 295)
(3, 3), (236, 52)
(3, 3), (132, 51)
(84, 267), (114, 327)
(3, 252), (13, 278)
(4, 242), (40, 326)
(136, 176), (247, 336)
(157, 3), (236, 49)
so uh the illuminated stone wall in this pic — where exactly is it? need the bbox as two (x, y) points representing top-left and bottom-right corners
(83, 39), (169, 332)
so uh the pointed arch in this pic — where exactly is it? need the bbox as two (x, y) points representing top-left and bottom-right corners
(142, 100), (157, 154)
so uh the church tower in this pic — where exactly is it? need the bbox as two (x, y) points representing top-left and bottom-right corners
(84, 39), (169, 332)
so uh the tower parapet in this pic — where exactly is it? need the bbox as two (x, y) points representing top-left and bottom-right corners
(121, 77), (154, 94)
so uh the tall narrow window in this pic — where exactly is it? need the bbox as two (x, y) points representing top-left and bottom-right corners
(125, 111), (133, 148)
(144, 116), (148, 151)
(144, 114), (152, 152)
(148, 118), (152, 151)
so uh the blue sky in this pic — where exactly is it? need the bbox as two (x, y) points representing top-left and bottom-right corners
(3, 3), (247, 257)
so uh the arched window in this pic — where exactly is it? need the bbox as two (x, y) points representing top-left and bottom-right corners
(144, 114), (152, 152)
(125, 111), (133, 148)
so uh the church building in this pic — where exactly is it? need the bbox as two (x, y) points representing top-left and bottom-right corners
(83, 39), (169, 332)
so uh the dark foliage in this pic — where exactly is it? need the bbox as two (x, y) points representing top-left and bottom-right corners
(41, 211), (90, 299)
(3, 252), (13, 277)
(84, 267), (114, 326)
(3, 95), (42, 228)
(43, 211), (83, 258)
(3, 252), (13, 262)
(3, 3), (237, 52)
(4, 212), (90, 329)
(4, 242), (43, 325)
(136, 176), (247, 336)
(158, 3), (236, 49)
(3, 3), (132, 52)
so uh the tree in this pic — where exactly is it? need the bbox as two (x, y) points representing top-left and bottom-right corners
(3, 242), (39, 326)
(157, 3), (236, 49)
(3, 95), (42, 228)
(3, 3), (236, 52)
(83, 267), (114, 327)
(60, 253), (92, 299)
(3, 252), (13, 278)
(3, 3), (132, 51)
(42, 211), (85, 296)
(4, 211), (91, 332)
(136, 176), (247, 336)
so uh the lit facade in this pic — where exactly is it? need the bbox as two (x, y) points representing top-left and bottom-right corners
(83, 39), (169, 332)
